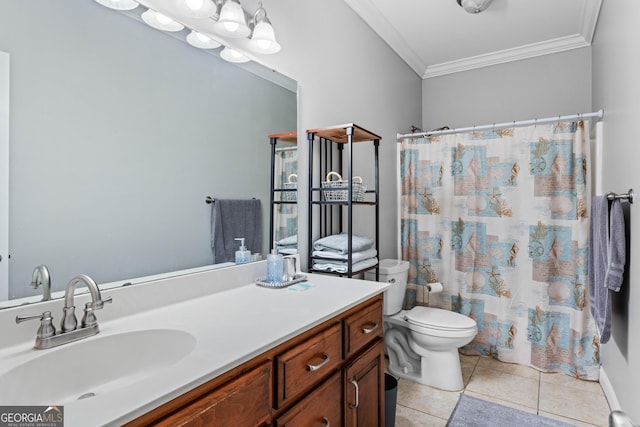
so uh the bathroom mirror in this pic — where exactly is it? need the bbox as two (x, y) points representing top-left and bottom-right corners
(0, 1), (297, 307)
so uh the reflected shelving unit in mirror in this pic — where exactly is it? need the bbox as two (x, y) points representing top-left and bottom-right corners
(269, 132), (298, 256)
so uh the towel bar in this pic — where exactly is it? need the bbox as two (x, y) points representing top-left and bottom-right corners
(205, 196), (257, 204)
(606, 189), (634, 204)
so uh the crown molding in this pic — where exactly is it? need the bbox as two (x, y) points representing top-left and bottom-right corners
(422, 34), (591, 78)
(343, 0), (428, 77)
(345, 0), (602, 80)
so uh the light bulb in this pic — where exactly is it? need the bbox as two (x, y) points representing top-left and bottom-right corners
(220, 47), (250, 63)
(155, 12), (172, 25)
(185, 0), (203, 11)
(142, 9), (184, 31)
(223, 21), (240, 33)
(249, 19), (280, 54)
(186, 30), (221, 49)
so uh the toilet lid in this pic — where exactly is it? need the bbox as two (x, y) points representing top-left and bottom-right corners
(405, 307), (476, 331)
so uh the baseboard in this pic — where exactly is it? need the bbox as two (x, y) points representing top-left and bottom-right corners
(600, 365), (621, 411)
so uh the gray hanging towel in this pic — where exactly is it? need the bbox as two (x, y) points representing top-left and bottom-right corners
(606, 198), (626, 292)
(211, 199), (262, 263)
(588, 196), (626, 344)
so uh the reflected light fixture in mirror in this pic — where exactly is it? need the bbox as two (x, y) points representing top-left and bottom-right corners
(216, 0), (250, 37)
(249, 3), (280, 54)
(95, 0), (139, 11)
(220, 46), (250, 63)
(186, 30), (222, 49)
(175, 0), (216, 18)
(141, 9), (185, 31)
(456, 0), (494, 14)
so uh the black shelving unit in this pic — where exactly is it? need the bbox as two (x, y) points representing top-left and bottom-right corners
(269, 131), (297, 247)
(307, 123), (380, 279)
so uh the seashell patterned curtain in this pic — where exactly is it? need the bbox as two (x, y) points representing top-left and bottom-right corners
(399, 120), (600, 381)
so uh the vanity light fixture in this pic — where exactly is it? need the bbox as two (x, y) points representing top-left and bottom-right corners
(175, 0), (216, 18)
(220, 46), (250, 63)
(94, 0), (139, 11)
(186, 30), (222, 49)
(141, 9), (185, 32)
(248, 3), (280, 54)
(216, 0), (251, 38)
(456, 0), (494, 14)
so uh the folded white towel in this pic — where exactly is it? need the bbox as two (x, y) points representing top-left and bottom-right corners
(313, 233), (374, 254)
(278, 247), (298, 255)
(312, 248), (377, 263)
(277, 235), (297, 247)
(312, 257), (378, 274)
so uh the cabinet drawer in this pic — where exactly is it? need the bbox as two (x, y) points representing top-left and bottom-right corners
(276, 322), (342, 408)
(157, 362), (272, 427)
(275, 371), (342, 427)
(343, 299), (383, 359)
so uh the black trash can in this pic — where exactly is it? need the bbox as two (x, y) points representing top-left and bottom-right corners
(384, 374), (398, 427)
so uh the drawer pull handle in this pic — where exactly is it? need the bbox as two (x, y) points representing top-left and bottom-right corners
(306, 352), (330, 371)
(322, 416), (330, 426)
(361, 322), (379, 334)
(349, 378), (359, 409)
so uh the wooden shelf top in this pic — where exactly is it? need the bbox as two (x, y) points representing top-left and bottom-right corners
(268, 131), (297, 143)
(306, 123), (381, 143)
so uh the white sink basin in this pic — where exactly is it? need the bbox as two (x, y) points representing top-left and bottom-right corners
(0, 329), (196, 404)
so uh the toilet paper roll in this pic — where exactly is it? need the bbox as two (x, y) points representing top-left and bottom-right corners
(426, 282), (443, 293)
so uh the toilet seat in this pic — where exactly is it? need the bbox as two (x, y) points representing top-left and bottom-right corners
(405, 306), (476, 332)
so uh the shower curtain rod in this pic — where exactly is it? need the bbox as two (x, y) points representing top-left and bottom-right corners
(396, 109), (604, 140)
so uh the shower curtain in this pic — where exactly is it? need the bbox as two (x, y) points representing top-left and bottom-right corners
(399, 120), (600, 380)
(274, 149), (298, 243)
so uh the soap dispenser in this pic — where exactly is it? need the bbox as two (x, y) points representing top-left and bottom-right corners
(266, 241), (284, 283)
(234, 238), (251, 264)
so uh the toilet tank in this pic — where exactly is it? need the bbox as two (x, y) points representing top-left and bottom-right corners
(365, 259), (410, 316)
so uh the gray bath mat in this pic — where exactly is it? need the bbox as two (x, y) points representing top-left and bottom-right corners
(446, 394), (575, 426)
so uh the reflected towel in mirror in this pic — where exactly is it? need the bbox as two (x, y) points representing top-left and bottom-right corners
(211, 199), (262, 263)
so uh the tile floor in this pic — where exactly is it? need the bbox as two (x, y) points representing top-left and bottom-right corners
(392, 354), (612, 427)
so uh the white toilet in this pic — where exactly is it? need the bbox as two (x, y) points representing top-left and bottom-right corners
(365, 259), (478, 391)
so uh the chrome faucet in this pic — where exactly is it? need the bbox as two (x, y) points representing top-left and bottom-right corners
(61, 274), (111, 332)
(16, 274), (112, 350)
(30, 264), (51, 301)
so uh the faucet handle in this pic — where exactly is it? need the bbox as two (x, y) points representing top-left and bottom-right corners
(16, 311), (56, 339)
(89, 296), (112, 310)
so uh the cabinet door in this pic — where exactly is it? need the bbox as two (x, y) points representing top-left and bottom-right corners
(157, 362), (272, 427)
(276, 372), (342, 427)
(344, 340), (384, 427)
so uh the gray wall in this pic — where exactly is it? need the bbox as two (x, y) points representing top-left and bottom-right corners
(2, 1), (295, 297)
(592, 0), (640, 420)
(253, 0), (423, 267)
(422, 48), (592, 130)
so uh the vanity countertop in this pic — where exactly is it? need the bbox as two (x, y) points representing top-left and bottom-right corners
(0, 265), (389, 427)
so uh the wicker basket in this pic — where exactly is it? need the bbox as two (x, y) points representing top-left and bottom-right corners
(321, 171), (366, 202)
(282, 173), (297, 201)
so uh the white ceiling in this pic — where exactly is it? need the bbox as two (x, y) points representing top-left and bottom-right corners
(343, 0), (602, 79)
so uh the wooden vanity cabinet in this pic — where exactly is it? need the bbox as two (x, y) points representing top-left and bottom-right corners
(126, 294), (384, 427)
(154, 362), (273, 427)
